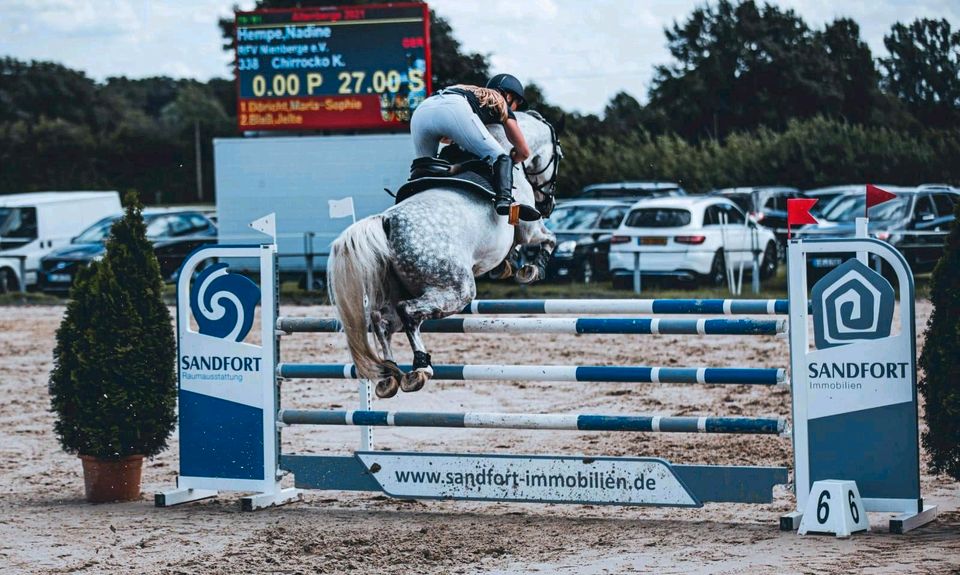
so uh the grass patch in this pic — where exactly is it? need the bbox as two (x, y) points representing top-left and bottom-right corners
(0, 291), (65, 306)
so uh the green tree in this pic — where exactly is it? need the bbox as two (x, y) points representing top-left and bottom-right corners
(49, 191), (177, 459)
(0, 57), (113, 131)
(647, 1), (878, 140)
(602, 92), (645, 136)
(918, 198), (960, 480)
(819, 18), (885, 126)
(881, 18), (960, 127)
(160, 83), (232, 137)
(101, 76), (190, 119)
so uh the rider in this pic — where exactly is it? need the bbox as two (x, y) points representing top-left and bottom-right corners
(410, 73), (532, 216)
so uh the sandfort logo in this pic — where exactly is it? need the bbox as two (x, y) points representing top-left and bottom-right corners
(811, 258), (894, 349)
(189, 263), (261, 342)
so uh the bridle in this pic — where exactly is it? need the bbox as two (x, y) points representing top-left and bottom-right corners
(522, 110), (562, 201)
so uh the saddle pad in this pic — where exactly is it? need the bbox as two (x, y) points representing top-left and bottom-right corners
(395, 170), (495, 205)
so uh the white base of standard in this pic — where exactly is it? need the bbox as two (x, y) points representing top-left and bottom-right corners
(240, 488), (304, 511)
(890, 504), (938, 534)
(782, 505), (939, 534)
(154, 488), (219, 507)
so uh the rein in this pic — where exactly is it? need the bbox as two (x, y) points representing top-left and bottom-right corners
(522, 110), (562, 199)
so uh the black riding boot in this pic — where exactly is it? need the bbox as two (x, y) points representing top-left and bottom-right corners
(492, 154), (514, 216)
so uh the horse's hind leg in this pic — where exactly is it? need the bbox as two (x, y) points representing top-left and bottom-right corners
(397, 274), (476, 393)
(370, 310), (404, 398)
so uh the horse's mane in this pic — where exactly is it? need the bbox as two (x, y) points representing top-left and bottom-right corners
(523, 109), (547, 122)
(508, 110), (553, 153)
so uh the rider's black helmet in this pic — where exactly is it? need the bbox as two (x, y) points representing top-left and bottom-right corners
(486, 73), (527, 110)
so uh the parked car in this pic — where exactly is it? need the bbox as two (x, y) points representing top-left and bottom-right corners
(711, 186), (804, 256)
(0, 191), (121, 292)
(800, 186), (959, 278)
(608, 196), (779, 287)
(39, 208), (217, 294)
(803, 185), (865, 217)
(541, 200), (632, 282)
(574, 181), (686, 201)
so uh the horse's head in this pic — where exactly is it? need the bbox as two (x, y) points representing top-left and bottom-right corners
(515, 110), (562, 217)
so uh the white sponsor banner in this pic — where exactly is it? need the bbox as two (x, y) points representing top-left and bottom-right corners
(356, 453), (699, 507)
(803, 334), (914, 420)
(179, 332), (265, 408)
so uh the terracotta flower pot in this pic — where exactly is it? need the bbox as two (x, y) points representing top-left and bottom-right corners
(80, 454), (144, 503)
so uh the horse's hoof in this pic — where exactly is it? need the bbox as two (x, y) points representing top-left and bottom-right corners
(381, 360), (404, 379)
(400, 369), (430, 393)
(515, 264), (540, 284)
(375, 376), (400, 398)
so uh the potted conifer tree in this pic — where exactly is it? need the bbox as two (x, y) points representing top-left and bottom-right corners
(49, 191), (177, 502)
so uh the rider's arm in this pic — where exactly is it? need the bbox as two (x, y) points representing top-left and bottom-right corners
(503, 118), (531, 164)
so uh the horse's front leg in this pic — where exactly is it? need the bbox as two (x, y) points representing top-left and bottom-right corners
(515, 221), (557, 284)
(396, 272), (476, 393)
(399, 321), (432, 393)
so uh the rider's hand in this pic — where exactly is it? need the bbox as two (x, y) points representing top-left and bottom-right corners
(511, 147), (530, 164)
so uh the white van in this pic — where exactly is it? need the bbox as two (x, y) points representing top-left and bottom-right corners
(0, 191), (122, 292)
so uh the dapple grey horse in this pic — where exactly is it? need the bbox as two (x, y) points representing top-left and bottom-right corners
(328, 111), (561, 398)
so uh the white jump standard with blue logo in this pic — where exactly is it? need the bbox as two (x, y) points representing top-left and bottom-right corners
(158, 216), (937, 532)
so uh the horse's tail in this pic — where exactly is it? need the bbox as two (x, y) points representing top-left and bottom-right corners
(328, 215), (393, 380)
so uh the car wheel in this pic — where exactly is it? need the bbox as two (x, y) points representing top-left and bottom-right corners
(580, 260), (594, 284)
(760, 242), (778, 280)
(0, 268), (19, 294)
(703, 251), (727, 287)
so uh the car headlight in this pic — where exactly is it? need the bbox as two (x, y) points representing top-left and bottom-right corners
(554, 240), (577, 255)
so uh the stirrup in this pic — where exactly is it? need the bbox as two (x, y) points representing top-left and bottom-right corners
(501, 202), (540, 224)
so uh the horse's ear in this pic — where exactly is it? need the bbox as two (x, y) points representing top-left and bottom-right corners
(555, 114), (567, 136)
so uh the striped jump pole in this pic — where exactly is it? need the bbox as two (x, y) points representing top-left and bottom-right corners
(459, 299), (789, 316)
(277, 317), (787, 336)
(278, 409), (786, 435)
(278, 363), (787, 385)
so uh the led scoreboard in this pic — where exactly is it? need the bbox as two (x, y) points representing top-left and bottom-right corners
(235, 3), (431, 131)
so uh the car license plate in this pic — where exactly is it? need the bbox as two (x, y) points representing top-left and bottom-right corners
(47, 273), (72, 283)
(811, 258), (843, 268)
(639, 237), (667, 246)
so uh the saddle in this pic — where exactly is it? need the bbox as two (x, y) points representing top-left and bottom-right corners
(394, 146), (541, 221)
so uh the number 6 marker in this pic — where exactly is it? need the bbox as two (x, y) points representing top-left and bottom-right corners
(798, 480), (870, 538)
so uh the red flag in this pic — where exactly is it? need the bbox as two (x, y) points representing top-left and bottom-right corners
(787, 198), (818, 241)
(866, 184), (896, 211)
(787, 198), (818, 226)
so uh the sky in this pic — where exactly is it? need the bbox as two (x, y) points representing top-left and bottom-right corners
(1, 0), (957, 114)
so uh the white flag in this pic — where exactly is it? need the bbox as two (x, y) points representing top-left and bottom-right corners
(249, 212), (276, 242)
(328, 197), (356, 220)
